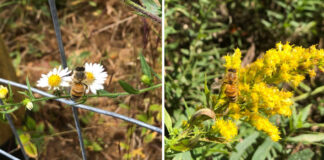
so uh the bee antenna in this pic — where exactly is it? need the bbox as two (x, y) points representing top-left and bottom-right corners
(75, 66), (85, 71)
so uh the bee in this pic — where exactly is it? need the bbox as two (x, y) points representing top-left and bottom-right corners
(223, 68), (238, 102)
(70, 66), (88, 100)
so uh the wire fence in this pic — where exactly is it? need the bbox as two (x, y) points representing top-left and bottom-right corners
(0, 0), (162, 159)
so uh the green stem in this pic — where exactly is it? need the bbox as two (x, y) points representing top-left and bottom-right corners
(124, 0), (161, 24)
(0, 83), (162, 110)
(293, 85), (324, 102)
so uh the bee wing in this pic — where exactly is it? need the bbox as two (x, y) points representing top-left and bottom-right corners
(211, 77), (223, 91)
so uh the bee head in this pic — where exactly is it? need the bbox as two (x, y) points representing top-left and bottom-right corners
(228, 68), (236, 73)
(75, 66), (85, 71)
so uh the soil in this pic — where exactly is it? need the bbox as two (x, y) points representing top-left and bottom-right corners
(0, 0), (161, 159)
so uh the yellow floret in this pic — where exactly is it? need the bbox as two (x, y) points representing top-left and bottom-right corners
(250, 114), (281, 141)
(213, 119), (238, 141)
(0, 85), (8, 99)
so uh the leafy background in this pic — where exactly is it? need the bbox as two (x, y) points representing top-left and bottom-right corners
(165, 0), (324, 159)
(0, 0), (161, 159)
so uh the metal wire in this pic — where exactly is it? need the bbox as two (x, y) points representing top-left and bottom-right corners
(0, 100), (29, 160)
(0, 78), (162, 133)
(48, 0), (67, 68)
(0, 149), (20, 160)
(48, 0), (86, 159)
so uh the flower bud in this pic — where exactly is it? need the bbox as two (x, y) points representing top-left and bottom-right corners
(141, 75), (152, 85)
(23, 98), (33, 110)
(0, 85), (8, 99)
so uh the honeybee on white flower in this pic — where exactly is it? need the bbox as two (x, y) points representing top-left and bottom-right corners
(36, 63), (108, 99)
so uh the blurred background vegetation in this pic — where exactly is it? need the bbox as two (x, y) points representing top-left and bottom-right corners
(165, 0), (324, 159)
(0, 0), (161, 159)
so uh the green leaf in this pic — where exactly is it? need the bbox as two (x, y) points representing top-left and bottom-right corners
(149, 104), (161, 112)
(189, 108), (215, 126)
(36, 122), (45, 133)
(297, 104), (311, 128)
(119, 103), (130, 109)
(300, 104), (311, 122)
(252, 137), (273, 160)
(140, 0), (160, 16)
(286, 133), (324, 143)
(26, 77), (35, 99)
(230, 132), (259, 160)
(164, 107), (173, 133)
(173, 151), (192, 160)
(287, 149), (314, 160)
(92, 142), (103, 151)
(89, 1), (97, 7)
(26, 116), (36, 130)
(144, 132), (157, 143)
(7, 84), (13, 100)
(79, 51), (91, 58)
(204, 73), (210, 108)
(136, 114), (149, 122)
(96, 90), (118, 98)
(118, 80), (139, 94)
(19, 133), (38, 158)
(139, 53), (152, 79)
(18, 91), (29, 97)
(24, 142), (38, 158)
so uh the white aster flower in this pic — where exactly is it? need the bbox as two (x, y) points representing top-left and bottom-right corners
(37, 66), (71, 90)
(84, 63), (108, 94)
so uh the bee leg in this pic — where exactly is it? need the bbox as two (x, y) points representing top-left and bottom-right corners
(83, 83), (88, 96)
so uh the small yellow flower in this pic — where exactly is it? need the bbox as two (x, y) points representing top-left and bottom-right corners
(250, 114), (281, 141)
(229, 103), (240, 113)
(309, 70), (316, 78)
(231, 113), (241, 120)
(0, 85), (8, 99)
(224, 48), (242, 70)
(213, 119), (238, 141)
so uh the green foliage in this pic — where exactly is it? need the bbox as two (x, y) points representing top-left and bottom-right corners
(119, 80), (140, 94)
(288, 149), (314, 160)
(165, 0), (324, 159)
(84, 137), (104, 152)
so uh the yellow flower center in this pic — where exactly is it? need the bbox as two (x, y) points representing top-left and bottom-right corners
(48, 74), (61, 87)
(86, 72), (95, 84)
(0, 86), (8, 99)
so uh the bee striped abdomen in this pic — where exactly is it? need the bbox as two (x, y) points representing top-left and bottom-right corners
(225, 84), (237, 102)
(71, 83), (85, 100)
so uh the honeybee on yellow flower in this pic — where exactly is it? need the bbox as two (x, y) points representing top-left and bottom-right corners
(223, 68), (238, 102)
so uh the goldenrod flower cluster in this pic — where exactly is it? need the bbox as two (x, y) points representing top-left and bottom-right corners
(224, 48), (242, 71)
(240, 42), (324, 86)
(220, 42), (324, 141)
(212, 119), (238, 141)
(250, 113), (281, 141)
